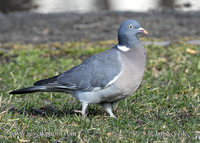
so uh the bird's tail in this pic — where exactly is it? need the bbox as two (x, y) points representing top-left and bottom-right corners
(9, 86), (48, 94)
(9, 74), (72, 95)
(9, 85), (69, 95)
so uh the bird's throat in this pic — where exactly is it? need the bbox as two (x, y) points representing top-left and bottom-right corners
(118, 36), (140, 48)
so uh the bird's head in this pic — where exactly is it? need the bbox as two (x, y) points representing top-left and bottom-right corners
(118, 20), (148, 48)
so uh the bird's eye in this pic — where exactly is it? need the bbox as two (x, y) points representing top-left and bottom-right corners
(128, 25), (133, 29)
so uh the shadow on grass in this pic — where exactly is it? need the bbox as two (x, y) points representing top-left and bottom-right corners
(8, 105), (104, 117)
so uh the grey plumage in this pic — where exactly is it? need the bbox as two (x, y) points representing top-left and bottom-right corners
(10, 19), (148, 118)
(58, 48), (121, 91)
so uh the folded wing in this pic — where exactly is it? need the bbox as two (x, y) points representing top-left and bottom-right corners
(34, 47), (121, 92)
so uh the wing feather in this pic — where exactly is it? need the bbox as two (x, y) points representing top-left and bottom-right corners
(32, 47), (121, 92)
(58, 47), (121, 91)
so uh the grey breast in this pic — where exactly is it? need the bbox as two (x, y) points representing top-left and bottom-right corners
(88, 43), (146, 103)
(113, 43), (146, 99)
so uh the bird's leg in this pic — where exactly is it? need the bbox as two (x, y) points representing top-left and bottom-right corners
(74, 102), (88, 116)
(101, 103), (116, 118)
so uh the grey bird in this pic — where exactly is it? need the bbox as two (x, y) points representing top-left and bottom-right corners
(10, 20), (148, 118)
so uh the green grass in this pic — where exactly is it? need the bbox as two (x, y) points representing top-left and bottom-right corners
(0, 41), (199, 142)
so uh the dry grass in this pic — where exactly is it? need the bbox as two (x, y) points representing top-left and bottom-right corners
(0, 40), (199, 142)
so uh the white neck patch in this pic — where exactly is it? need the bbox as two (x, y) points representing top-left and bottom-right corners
(117, 45), (130, 52)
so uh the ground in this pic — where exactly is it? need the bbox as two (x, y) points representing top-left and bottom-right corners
(0, 40), (199, 142)
(0, 11), (200, 44)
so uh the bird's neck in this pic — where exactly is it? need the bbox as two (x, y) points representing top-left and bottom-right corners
(118, 35), (140, 48)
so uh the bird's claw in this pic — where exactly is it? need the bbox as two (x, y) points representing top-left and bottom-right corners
(74, 110), (87, 117)
(111, 115), (117, 119)
(74, 110), (82, 113)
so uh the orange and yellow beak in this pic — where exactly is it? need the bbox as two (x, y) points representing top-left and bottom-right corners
(138, 27), (148, 35)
